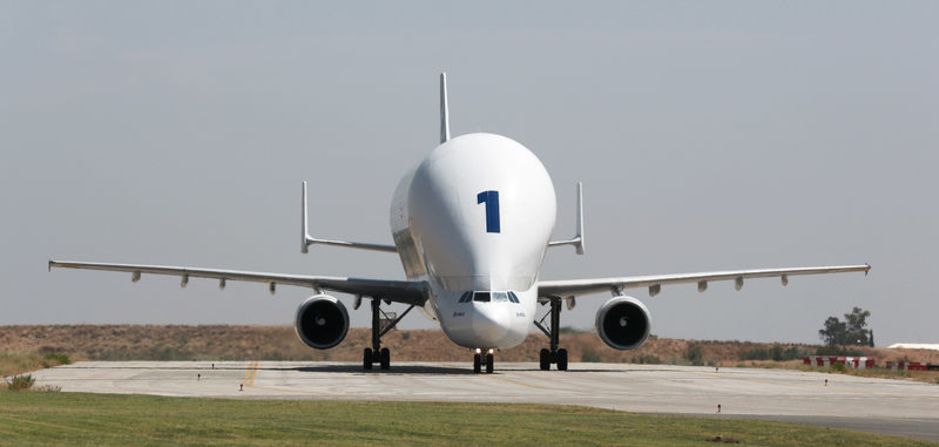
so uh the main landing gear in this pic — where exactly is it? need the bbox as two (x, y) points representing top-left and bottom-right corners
(534, 296), (568, 371)
(362, 297), (414, 371)
(473, 349), (495, 374)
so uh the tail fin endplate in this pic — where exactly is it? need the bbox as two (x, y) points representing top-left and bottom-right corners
(548, 182), (585, 255)
(440, 72), (450, 144)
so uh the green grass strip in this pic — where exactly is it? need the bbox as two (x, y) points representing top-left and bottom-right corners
(0, 392), (934, 446)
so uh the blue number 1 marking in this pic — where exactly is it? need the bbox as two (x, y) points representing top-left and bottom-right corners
(476, 190), (501, 233)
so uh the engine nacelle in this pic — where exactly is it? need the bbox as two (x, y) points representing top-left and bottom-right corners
(595, 296), (652, 350)
(295, 295), (349, 350)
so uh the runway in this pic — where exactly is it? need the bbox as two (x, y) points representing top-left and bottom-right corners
(30, 361), (939, 442)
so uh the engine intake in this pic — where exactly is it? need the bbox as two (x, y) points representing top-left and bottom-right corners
(295, 295), (349, 350)
(595, 296), (651, 350)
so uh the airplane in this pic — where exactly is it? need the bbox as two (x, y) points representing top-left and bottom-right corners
(49, 73), (870, 374)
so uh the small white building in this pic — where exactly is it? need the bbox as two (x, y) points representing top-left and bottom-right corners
(887, 343), (939, 351)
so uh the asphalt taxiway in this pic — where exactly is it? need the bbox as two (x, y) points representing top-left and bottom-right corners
(29, 361), (939, 442)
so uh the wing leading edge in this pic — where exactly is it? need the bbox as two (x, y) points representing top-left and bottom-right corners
(49, 260), (428, 306)
(537, 264), (870, 298)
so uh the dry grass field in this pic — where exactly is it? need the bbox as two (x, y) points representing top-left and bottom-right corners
(2, 325), (938, 382)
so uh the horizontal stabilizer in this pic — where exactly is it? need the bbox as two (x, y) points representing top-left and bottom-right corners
(301, 181), (398, 253)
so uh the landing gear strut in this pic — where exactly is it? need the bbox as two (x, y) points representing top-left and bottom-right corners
(473, 349), (495, 374)
(362, 297), (414, 371)
(534, 296), (568, 371)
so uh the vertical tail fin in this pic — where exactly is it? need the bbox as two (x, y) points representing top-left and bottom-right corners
(440, 72), (450, 144)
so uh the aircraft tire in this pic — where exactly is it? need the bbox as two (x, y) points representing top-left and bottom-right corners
(363, 348), (373, 370)
(485, 353), (494, 374)
(539, 349), (550, 370)
(557, 349), (568, 371)
(380, 348), (390, 370)
(473, 353), (482, 373)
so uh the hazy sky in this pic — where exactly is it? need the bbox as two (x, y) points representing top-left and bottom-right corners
(2, 2), (937, 346)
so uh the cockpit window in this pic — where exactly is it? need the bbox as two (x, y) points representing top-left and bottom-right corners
(473, 292), (491, 302)
(468, 291), (520, 304)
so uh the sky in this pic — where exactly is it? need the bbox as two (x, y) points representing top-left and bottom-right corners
(1, 1), (937, 346)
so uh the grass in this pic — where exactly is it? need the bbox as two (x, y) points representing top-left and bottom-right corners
(829, 366), (939, 384)
(0, 353), (71, 380)
(0, 393), (934, 447)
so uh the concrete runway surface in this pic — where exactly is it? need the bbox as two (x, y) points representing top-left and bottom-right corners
(30, 361), (939, 442)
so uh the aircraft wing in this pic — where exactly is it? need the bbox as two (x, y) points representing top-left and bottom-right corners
(537, 264), (870, 298)
(49, 260), (428, 306)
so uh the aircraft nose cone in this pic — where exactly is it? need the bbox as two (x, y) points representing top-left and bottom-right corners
(471, 305), (512, 347)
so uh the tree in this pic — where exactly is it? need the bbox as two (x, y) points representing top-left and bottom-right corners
(843, 307), (871, 345)
(818, 307), (872, 346)
(819, 316), (847, 346)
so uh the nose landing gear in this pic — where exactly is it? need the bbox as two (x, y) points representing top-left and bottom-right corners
(534, 296), (569, 371)
(473, 349), (495, 374)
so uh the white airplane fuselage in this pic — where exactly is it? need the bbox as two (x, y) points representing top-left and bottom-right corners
(391, 132), (555, 350)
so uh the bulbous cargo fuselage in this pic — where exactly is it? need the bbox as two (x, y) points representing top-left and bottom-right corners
(391, 133), (556, 349)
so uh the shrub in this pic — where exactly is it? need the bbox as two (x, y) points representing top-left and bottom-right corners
(581, 349), (601, 363)
(7, 374), (35, 391)
(741, 344), (804, 361)
(34, 385), (61, 392)
(634, 354), (661, 365)
(42, 353), (71, 368)
(741, 347), (770, 361)
(815, 345), (864, 357)
(685, 344), (704, 366)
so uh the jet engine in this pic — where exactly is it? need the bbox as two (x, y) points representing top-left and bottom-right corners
(595, 296), (651, 350)
(295, 295), (349, 350)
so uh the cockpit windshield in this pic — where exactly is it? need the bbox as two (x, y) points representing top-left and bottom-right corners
(462, 291), (520, 304)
